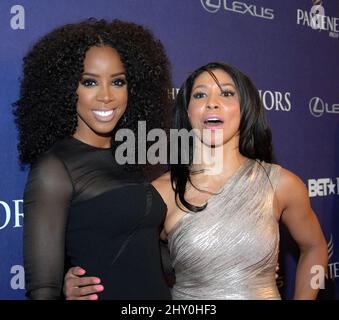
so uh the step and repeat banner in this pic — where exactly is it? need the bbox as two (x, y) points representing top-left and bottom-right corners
(0, 0), (338, 299)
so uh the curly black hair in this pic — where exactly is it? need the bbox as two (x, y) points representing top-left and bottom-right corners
(13, 18), (172, 165)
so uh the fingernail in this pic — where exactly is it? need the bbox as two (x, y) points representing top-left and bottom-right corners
(95, 285), (104, 291)
(90, 294), (98, 300)
(94, 278), (101, 284)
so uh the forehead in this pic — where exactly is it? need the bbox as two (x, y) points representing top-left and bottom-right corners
(193, 69), (234, 87)
(83, 46), (124, 70)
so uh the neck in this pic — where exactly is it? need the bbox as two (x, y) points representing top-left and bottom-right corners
(73, 131), (111, 149)
(192, 137), (246, 176)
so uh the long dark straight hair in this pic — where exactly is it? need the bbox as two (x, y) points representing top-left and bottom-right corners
(170, 62), (273, 212)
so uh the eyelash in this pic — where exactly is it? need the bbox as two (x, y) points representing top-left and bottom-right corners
(192, 90), (235, 99)
(221, 90), (235, 97)
(80, 78), (127, 87)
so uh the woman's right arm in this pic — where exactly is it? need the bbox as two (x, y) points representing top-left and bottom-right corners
(24, 154), (73, 299)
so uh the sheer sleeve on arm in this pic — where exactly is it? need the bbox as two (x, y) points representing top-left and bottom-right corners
(23, 154), (73, 299)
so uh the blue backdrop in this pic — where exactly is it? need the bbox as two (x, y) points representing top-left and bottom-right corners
(0, 0), (338, 299)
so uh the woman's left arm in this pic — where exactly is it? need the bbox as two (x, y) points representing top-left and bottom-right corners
(276, 168), (328, 300)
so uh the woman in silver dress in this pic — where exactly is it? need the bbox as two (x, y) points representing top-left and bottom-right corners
(63, 62), (328, 300)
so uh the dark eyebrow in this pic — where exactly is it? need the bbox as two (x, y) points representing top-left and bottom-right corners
(82, 72), (126, 78)
(193, 83), (236, 90)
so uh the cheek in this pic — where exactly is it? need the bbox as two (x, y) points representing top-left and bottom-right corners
(76, 88), (93, 108)
(187, 105), (202, 124)
(113, 87), (128, 110)
(227, 104), (241, 123)
(120, 88), (128, 107)
(232, 108), (240, 121)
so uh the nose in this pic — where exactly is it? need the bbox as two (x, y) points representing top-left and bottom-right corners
(206, 93), (219, 110)
(97, 84), (114, 104)
(206, 99), (219, 110)
(206, 103), (219, 109)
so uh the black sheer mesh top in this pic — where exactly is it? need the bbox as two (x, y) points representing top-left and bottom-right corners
(23, 137), (170, 299)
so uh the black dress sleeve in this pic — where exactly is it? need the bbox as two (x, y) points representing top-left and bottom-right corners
(23, 154), (73, 299)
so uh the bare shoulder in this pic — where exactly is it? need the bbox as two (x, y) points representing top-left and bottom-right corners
(277, 167), (308, 194)
(151, 172), (175, 209)
(151, 171), (171, 191)
(276, 167), (310, 211)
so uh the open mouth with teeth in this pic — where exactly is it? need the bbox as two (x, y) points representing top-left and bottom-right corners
(203, 117), (224, 129)
(92, 108), (117, 122)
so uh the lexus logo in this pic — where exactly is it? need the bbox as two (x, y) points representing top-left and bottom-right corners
(308, 97), (339, 117)
(309, 97), (325, 117)
(201, 0), (221, 13)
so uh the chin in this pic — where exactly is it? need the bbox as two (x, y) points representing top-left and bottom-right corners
(201, 139), (222, 148)
(92, 125), (117, 136)
(203, 135), (226, 147)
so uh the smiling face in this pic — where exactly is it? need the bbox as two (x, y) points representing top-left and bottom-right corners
(187, 68), (241, 148)
(74, 46), (128, 147)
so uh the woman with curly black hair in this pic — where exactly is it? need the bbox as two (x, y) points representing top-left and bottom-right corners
(14, 18), (172, 299)
(65, 62), (327, 300)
